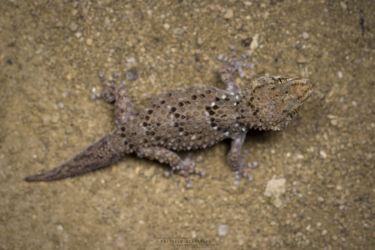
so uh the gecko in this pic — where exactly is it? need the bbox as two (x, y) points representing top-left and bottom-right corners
(25, 56), (312, 184)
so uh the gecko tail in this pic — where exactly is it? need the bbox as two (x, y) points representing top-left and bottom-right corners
(25, 133), (123, 182)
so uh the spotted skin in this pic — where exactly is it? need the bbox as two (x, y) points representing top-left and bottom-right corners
(25, 58), (312, 182)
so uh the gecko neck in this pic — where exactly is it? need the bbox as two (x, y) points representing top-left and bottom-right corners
(238, 90), (268, 131)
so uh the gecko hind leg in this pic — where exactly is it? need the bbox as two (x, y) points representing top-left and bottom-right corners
(218, 54), (255, 93)
(98, 71), (136, 126)
(137, 147), (203, 188)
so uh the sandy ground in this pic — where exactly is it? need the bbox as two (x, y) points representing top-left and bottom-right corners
(0, 0), (374, 249)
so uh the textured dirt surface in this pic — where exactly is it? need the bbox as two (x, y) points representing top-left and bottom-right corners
(0, 1), (374, 249)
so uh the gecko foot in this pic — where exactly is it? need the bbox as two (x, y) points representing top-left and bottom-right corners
(233, 161), (259, 186)
(163, 157), (204, 188)
(217, 54), (255, 78)
(217, 54), (255, 93)
(96, 71), (125, 104)
(174, 157), (204, 177)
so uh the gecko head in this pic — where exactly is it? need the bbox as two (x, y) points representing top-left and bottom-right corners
(250, 76), (312, 130)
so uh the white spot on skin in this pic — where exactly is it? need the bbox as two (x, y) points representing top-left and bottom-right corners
(235, 95), (240, 100)
(191, 135), (196, 140)
(224, 131), (230, 136)
(211, 102), (216, 107)
(241, 127), (246, 132)
(221, 94), (227, 99)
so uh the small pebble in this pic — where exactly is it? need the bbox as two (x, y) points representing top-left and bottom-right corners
(218, 224), (229, 236)
(340, 2), (347, 10)
(319, 150), (327, 159)
(264, 177), (286, 208)
(250, 34), (259, 51)
(126, 68), (138, 81)
(302, 32), (309, 39)
(224, 9), (234, 19)
(69, 22), (78, 32)
(86, 38), (93, 46)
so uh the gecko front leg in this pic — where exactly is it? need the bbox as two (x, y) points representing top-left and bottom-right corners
(227, 132), (256, 183)
(99, 72), (136, 127)
(218, 54), (255, 94)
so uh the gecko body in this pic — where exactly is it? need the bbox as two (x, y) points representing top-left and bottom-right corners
(25, 58), (312, 182)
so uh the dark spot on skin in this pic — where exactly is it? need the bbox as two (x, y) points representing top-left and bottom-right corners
(253, 109), (259, 116)
(168, 93), (172, 97)
(183, 131), (189, 136)
(174, 122), (179, 127)
(185, 100), (191, 105)
(240, 109), (245, 113)
(210, 117), (215, 122)
(175, 113), (180, 118)
(121, 127), (126, 132)
(143, 122), (148, 127)
(143, 139), (148, 143)
(215, 97), (220, 102)
(156, 122), (161, 126)
(178, 127), (184, 132)
(200, 94), (205, 98)
(124, 140), (128, 145)
(209, 110), (215, 115)
(178, 102), (184, 107)
(145, 116), (150, 120)
(160, 100), (165, 104)
(225, 97), (230, 101)
(149, 131), (155, 136)
(147, 110), (153, 114)
(213, 105), (219, 110)
(205, 106), (211, 111)
(155, 136), (161, 140)
(121, 133), (126, 137)
(191, 95), (197, 100)
(171, 107), (177, 112)
(211, 122), (217, 127)
(181, 115), (186, 119)
(206, 89), (212, 94)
